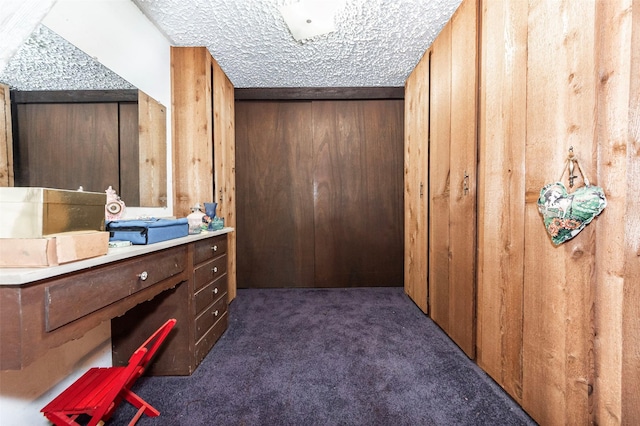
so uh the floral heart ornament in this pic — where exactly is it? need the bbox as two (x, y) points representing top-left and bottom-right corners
(537, 148), (607, 246)
(537, 182), (607, 245)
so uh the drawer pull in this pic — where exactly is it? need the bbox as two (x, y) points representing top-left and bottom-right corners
(213, 310), (219, 317)
(212, 245), (218, 252)
(213, 287), (219, 294)
(137, 271), (148, 281)
(212, 266), (218, 273)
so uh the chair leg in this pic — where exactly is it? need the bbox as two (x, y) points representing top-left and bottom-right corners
(121, 389), (161, 417)
(128, 406), (148, 426)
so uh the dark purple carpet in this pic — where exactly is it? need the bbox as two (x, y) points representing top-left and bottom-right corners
(110, 287), (536, 425)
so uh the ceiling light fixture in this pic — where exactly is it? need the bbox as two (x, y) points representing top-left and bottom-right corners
(279, 0), (345, 42)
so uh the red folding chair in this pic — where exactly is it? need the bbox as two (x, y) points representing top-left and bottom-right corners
(41, 318), (177, 426)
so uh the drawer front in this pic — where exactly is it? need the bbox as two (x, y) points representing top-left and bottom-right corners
(194, 277), (228, 314)
(195, 296), (227, 342)
(193, 235), (228, 265)
(195, 312), (228, 364)
(193, 255), (227, 292)
(45, 246), (187, 331)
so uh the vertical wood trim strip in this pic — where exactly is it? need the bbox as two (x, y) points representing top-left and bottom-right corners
(0, 83), (13, 187)
(212, 57), (237, 300)
(622, 0), (640, 422)
(476, 0), (527, 401)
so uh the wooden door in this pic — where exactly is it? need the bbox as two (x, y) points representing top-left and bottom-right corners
(428, 0), (478, 358)
(14, 102), (120, 193)
(404, 56), (430, 313)
(313, 100), (404, 288)
(236, 98), (404, 289)
(235, 101), (315, 288)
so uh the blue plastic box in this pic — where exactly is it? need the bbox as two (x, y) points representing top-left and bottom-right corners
(106, 218), (188, 245)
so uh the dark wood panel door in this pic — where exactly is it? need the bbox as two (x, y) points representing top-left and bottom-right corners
(236, 99), (404, 289)
(14, 103), (120, 193)
(313, 100), (404, 287)
(235, 101), (315, 288)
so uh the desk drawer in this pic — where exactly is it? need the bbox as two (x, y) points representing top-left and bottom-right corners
(195, 311), (228, 364)
(195, 296), (227, 342)
(46, 246), (186, 331)
(195, 277), (227, 314)
(193, 235), (227, 265)
(193, 255), (227, 292)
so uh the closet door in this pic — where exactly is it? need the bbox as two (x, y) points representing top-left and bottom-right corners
(14, 102), (120, 193)
(404, 54), (430, 313)
(428, 0), (478, 358)
(236, 98), (404, 289)
(313, 100), (404, 288)
(235, 101), (316, 288)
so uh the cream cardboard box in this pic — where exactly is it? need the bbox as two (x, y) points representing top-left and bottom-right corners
(0, 231), (109, 267)
(0, 187), (106, 239)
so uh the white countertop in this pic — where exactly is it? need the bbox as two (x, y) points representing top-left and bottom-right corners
(0, 228), (233, 285)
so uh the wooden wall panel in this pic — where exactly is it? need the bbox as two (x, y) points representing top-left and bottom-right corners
(212, 57), (237, 299)
(522, 0), (596, 423)
(171, 47), (214, 218)
(594, 0), (640, 424)
(404, 52), (429, 313)
(138, 90), (167, 207)
(172, 46), (236, 301)
(477, 0), (528, 401)
(235, 101), (315, 288)
(0, 84), (13, 186)
(313, 100), (404, 288)
(428, 24), (452, 329)
(622, 1), (640, 422)
(446, 0), (478, 358)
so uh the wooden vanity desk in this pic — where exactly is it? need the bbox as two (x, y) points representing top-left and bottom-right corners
(0, 229), (232, 375)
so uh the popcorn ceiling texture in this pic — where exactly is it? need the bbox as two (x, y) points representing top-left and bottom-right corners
(0, 25), (134, 91)
(132, 0), (462, 88)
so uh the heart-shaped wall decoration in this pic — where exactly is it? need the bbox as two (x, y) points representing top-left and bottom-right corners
(537, 182), (607, 245)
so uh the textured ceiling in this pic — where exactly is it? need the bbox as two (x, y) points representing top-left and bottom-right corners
(0, 25), (134, 91)
(132, 0), (462, 88)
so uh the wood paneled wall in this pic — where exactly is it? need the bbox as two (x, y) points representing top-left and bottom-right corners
(172, 47), (237, 300)
(476, 0), (639, 424)
(406, 0), (638, 423)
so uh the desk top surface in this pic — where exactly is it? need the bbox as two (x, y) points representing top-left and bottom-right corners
(0, 228), (233, 285)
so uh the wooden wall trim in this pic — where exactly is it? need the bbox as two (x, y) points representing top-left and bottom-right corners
(235, 87), (404, 100)
(0, 83), (13, 186)
(11, 90), (138, 104)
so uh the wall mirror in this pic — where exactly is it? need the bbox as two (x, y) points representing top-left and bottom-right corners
(0, 24), (167, 207)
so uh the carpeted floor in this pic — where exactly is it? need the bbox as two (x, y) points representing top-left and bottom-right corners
(110, 287), (536, 425)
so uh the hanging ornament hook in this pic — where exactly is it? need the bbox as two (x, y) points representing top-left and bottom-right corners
(568, 146), (577, 188)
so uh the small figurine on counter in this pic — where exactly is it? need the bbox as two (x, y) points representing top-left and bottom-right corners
(187, 203), (206, 234)
(105, 186), (126, 221)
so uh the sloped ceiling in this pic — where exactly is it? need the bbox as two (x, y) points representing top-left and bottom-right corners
(132, 0), (462, 88)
